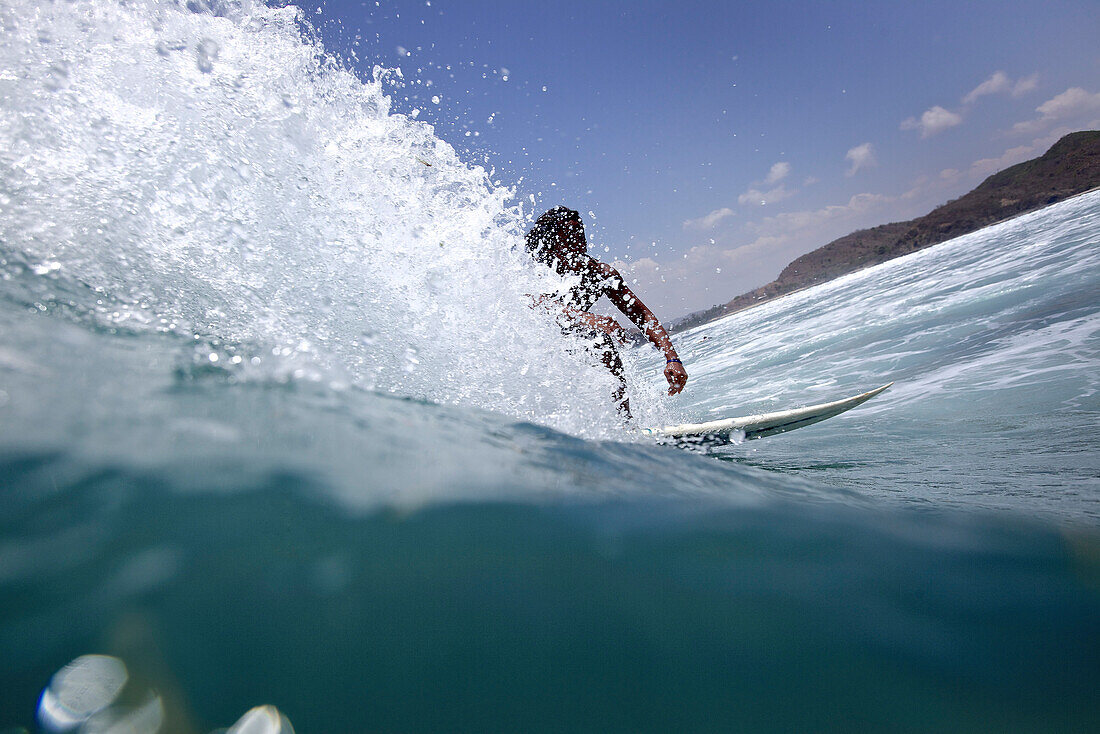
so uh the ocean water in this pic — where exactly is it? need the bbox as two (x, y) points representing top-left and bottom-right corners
(1, 1), (1098, 732)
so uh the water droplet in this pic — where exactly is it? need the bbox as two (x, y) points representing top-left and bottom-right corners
(196, 38), (219, 73)
(32, 261), (61, 275)
(37, 655), (128, 731)
(155, 39), (186, 56)
(403, 347), (420, 373)
(44, 62), (70, 91)
(81, 694), (163, 734)
(227, 705), (295, 734)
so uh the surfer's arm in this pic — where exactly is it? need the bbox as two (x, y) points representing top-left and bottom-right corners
(531, 293), (628, 343)
(604, 268), (688, 395)
(560, 307), (629, 343)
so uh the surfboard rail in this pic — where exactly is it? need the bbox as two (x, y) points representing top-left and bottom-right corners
(645, 382), (893, 446)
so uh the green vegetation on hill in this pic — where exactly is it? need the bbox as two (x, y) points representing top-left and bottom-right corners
(673, 130), (1100, 332)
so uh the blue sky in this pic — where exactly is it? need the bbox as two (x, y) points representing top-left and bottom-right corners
(299, 0), (1100, 318)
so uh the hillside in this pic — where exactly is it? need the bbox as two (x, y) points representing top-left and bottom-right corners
(673, 130), (1100, 332)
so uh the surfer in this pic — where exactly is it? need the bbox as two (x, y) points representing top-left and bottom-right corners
(525, 206), (688, 417)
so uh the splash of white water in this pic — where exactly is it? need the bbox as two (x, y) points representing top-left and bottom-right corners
(0, 0), (666, 436)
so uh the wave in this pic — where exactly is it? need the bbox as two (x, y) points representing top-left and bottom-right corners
(0, 0), (672, 437)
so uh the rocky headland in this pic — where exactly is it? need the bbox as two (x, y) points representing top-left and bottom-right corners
(673, 130), (1100, 333)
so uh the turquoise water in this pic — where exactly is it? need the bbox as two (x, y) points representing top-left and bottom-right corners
(671, 190), (1100, 523)
(2, 1), (1099, 731)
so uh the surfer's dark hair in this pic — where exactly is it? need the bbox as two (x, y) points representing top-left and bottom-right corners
(525, 206), (584, 265)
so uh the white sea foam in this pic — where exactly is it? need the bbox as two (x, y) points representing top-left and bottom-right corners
(0, 0), (663, 437)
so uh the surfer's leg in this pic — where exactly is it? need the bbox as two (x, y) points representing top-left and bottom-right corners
(594, 333), (632, 419)
(563, 323), (632, 419)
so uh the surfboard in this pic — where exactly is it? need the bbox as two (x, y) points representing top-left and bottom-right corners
(644, 383), (893, 447)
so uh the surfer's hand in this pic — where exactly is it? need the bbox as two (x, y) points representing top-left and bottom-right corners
(664, 359), (687, 395)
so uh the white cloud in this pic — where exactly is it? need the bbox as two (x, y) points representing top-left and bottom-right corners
(644, 112), (1082, 317)
(966, 125), (1092, 182)
(900, 105), (964, 138)
(746, 192), (893, 240)
(1010, 87), (1100, 135)
(616, 192), (901, 317)
(612, 248), (732, 317)
(683, 207), (735, 230)
(764, 161), (791, 185)
(618, 256), (660, 276)
(845, 143), (876, 176)
(911, 125), (1081, 208)
(1036, 86), (1100, 119)
(963, 71), (1039, 105)
(898, 72), (1038, 145)
(968, 145), (1036, 179)
(737, 184), (795, 207)
(733, 162), (798, 207)
(1011, 73), (1039, 97)
(963, 71), (1012, 104)
(683, 161), (798, 229)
